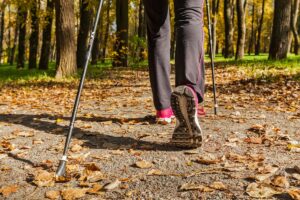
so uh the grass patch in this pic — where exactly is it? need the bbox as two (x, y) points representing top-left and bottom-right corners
(0, 54), (299, 84)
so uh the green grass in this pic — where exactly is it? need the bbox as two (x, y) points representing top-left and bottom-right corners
(0, 54), (299, 84)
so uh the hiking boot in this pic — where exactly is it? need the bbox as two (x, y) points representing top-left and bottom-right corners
(171, 85), (203, 148)
(156, 108), (174, 124)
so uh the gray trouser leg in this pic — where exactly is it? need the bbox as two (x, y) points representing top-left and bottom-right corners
(144, 0), (205, 110)
(174, 0), (205, 103)
(144, 0), (172, 111)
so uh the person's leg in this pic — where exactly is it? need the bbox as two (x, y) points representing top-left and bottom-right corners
(174, 0), (205, 103)
(144, 0), (172, 111)
(171, 0), (204, 148)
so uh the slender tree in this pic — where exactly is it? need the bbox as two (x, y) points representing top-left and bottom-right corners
(248, 3), (255, 55)
(0, 4), (5, 63)
(224, 0), (235, 58)
(17, 6), (28, 69)
(269, 0), (292, 60)
(290, 0), (300, 54)
(236, 0), (247, 60)
(29, 0), (39, 69)
(9, 24), (19, 65)
(212, 0), (220, 57)
(113, 0), (128, 67)
(55, 0), (77, 78)
(77, 0), (94, 68)
(39, 0), (54, 70)
(255, 0), (266, 55)
(101, 0), (111, 63)
(137, 0), (146, 61)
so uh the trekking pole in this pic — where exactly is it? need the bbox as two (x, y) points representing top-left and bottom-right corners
(56, 0), (104, 177)
(205, 0), (218, 115)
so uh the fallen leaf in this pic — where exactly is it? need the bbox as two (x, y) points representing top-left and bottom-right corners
(246, 183), (280, 198)
(244, 137), (263, 144)
(147, 169), (163, 176)
(288, 142), (300, 152)
(134, 160), (153, 169)
(0, 154), (7, 160)
(193, 154), (222, 165)
(0, 140), (15, 151)
(12, 130), (34, 137)
(45, 190), (60, 200)
(33, 139), (44, 145)
(87, 184), (103, 194)
(70, 144), (82, 153)
(292, 174), (300, 181)
(179, 183), (214, 192)
(210, 182), (227, 190)
(0, 185), (18, 197)
(33, 170), (55, 187)
(104, 179), (121, 191)
(272, 175), (290, 188)
(226, 152), (248, 163)
(288, 189), (300, 200)
(61, 188), (87, 200)
(184, 149), (200, 155)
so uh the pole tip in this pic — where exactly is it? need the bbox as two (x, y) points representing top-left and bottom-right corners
(56, 160), (67, 177)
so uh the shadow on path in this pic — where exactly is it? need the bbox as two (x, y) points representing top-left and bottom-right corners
(0, 114), (181, 152)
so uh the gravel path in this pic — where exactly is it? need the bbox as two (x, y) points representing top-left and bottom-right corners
(0, 67), (299, 199)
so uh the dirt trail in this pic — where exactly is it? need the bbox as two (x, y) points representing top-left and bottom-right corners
(0, 67), (300, 199)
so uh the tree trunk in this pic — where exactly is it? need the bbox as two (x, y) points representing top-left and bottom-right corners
(224, 0), (235, 58)
(39, 0), (54, 70)
(0, 7), (5, 63)
(91, 14), (103, 65)
(212, 0), (220, 58)
(17, 7), (28, 69)
(255, 0), (265, 55)
(77, 0), (94, 68)
(101, 0), (111, 63)
(113, 0), (128, 67)
(291, 0), (300, 54)
(138, 0), (146, 61)
(248, 3), (255, 55)
(55, 0), (77, 78)
(269, 0), (292, 60)
(235, 0), (247, 60)
(29, 0), (39, 69)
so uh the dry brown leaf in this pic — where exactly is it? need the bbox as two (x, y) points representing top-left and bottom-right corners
(257, 165), (279, 174)
(12, 130), (34, 137)
(292, 173), (300, 181)
(244, 137), (263, 144)
(288, 189), (300, 200)
(179, 183), (214, 192)
(104, 179), (121, 191)
(61, 188), (87, 200)
(246, 183), (280, 198)
(33, 139), (44, 145)
(226, 152), (248, 163)
(134, 160), (153, 169)
(248, 124), (266, 134)
(193, 154), (222, 165)
(70, 144), (82, 153)
(272, 175), (290, 188)
(87, 184), (103, 194)
(0, 185), (18, 197)
(147, 169), (163, 176)
(0, 140), (15, 151)
(33, 170), (55, 187)
(210, 182), (227, 190)
(45, 190), (60, 200)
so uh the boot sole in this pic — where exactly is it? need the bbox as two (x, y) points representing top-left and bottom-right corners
(171, 86), (203, 149)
